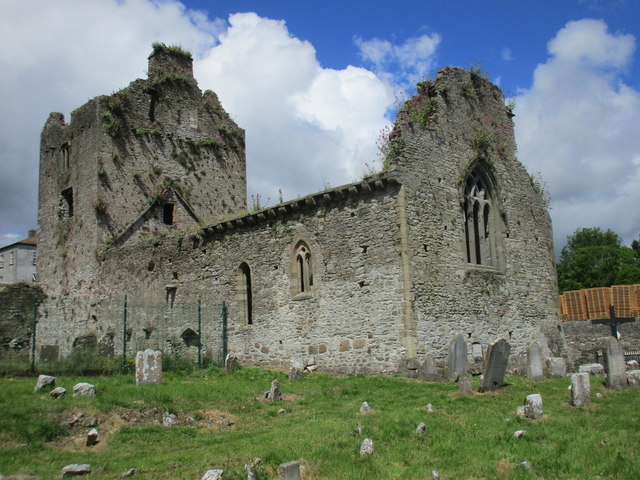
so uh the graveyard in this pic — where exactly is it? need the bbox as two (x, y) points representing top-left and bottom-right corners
(1, 362), (639, 479)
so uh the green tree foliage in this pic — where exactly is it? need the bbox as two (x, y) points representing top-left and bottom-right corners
(557, 227), (640, 293)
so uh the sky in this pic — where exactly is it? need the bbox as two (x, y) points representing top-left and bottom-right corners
(1, 0), (639, 256)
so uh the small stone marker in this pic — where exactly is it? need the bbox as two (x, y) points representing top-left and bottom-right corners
(86, 428), (99, 446)
(425, 403), (434, 413)
(578, 363), (604, 375)
(432, 471), (440, 480)
(225, 353), (239, 372)
(135, 349), (163, 385)
(360, 438), (374, 456)
(289, 359), (304, 381)
(545, 357), (567, 377)
(201, 469), (224, 480)
(73, 383), (96, 397)
(416, 422), (427, 436)
(516, 405), (526, 418)
(524, 393), (543, 420)
(61, 464), (91, 477)
(278, 461), (301, 480)
(163, 412), (177, 426)
(479, 338), (510, 392)
(627, 370), (640, 388)
(448, 334), (468, 381)
(34, 374), (56, 392)
(526, 341), (544, 381)
(604, 337), (627, 390)
(50, 386), (67, 398)
(269, 379), (281, 401)
(416, 353), (437, 381)
(513, 430), (527, 438)
(458, 375), (472, 396)
(355, 425), (364, 435)
(569, 373), (591, 407)
(359, 401), (374, 414)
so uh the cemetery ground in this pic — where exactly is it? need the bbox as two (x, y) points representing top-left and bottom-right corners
(1, 366), (639, 479)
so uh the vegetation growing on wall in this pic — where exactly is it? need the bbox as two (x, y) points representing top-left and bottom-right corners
(102, 94), (126, 138)
(151, 41), (192, 59)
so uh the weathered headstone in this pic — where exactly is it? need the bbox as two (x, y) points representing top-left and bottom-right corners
(458, 375), (472, 396)
(201, 469), (224, 480)
(278, 461), (301, 480)
(524, 393), (543, 420)
(448, 334), (468, 382)
(627, 370), (640, 388)
(417, 353), (446, 382)
(479, 338), (511, 392)
(73, 383), (96, 397)
(360, 438), (374, 456)
(545, 357), (567, 377)
(61, 464), (91, 477)
(34, 374), (56, 392)
(569, 372), (591, 407)
(269, 379), (281, 401)
(225, 353), (239, 372)
(359, 401), (374, 414)
(50, 386), (67, 398)
(604, 337), (627, 390)
(86, 428), (99, 447)
(578, 363), (604, 375)
(163, 412), (177, 426)
(415, 422), (427, 436)
(289, 359), (304, 381)
(526, 341), (544, 381)
(135, 349), (162, 385)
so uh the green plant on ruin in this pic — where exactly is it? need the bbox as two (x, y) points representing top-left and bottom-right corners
(149, 72), (192, 89)
(97, 167), (107, 178)
(529, 171), (552, 209)
(151, 165), (162, 176)
(469, 61), (490, 81)
(171, 148), (190, 167)
(92, 196), (108, 216)
(151, 41), (192, 59)
(102, 95), (126, 138)
(470, 127), (494, 157)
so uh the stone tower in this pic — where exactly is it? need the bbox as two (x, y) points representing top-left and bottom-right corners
(37, 44), (246, 298)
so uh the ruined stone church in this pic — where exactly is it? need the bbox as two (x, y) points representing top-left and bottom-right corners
(36, 44), (564, 374)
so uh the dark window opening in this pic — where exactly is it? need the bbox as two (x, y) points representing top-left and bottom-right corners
(163, 203), (174, 225)
(61, 143), (70, 170)
(239, 262), (253, 325)
(61, 187), (74, 218)
(180, 328), (200, 347)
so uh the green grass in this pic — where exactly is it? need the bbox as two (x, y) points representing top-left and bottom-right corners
(0, 369), (638, 479)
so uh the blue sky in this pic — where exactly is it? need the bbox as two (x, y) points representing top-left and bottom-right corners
(1, 0), (639, 255)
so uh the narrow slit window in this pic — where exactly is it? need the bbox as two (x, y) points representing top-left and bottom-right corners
(61, 187), (74, 218)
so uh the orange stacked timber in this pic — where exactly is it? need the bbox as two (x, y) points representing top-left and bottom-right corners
(612, 285), (637, 317)
(583, 287), (612, 319)
(562, 290), (589, 320)
(559, 294), (568, 320)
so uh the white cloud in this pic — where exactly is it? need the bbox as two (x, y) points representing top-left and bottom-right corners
(501, 47), (513, 61)
(515, 19), (640, 252)
(196, 13), (393, 200)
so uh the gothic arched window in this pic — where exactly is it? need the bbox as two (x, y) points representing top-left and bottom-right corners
(237, 262), (253, 324)
(291, 240), (313, 296)
(463, 168), (499, 267)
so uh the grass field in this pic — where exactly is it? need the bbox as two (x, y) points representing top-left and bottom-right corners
(0, 367), (638, 479)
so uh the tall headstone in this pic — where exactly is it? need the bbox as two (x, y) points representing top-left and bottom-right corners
(135, 349), (163, 385)
(569, 372), (591, 406)
(479, 338), (511, 392)
(448, 335), (468, 382)
(526, 341), (544, 381)
(604, 337), (627, 390)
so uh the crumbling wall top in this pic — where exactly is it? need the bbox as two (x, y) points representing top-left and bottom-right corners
(148, 42), (193, 80)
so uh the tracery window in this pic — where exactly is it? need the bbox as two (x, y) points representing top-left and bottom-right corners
(463, 167), (498, 267)
(293, 240), (313, 295)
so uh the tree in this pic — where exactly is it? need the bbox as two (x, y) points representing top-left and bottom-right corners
(557, 227), (640, 293)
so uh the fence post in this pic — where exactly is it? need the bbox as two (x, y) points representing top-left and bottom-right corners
(30, 290), (39, 374)
(221, 302), (228, 366)
(122, 295), (128, 374)
(197, 299), (202, 368)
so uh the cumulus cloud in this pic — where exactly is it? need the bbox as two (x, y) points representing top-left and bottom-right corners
(515, 19), (640, 251)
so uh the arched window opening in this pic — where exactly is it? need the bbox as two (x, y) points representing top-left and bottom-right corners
(237, 262), (253, 325)
(292, 241), (313, 296)
(464, 167), (499, 267)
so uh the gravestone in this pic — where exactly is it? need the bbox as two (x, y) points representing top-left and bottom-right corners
(360, 438), (374, 456)
(50, 386), (67, 398)
(448, 334), (468, 382)
(526, 341), (544, 381)
(73, 382), (96, 397)
(604, 337), (626, 390)
(524, 393), (543, 419)
(545, 357), (567, 377)
(289, 359), (304, 381)
(479, 338), (510, 392)
(417, 354), (445, 382)
(359, 401), (374, 414)
(578, 363), (604, 375)
(569, 372), (591, 406)
(34, 374), (56, 392)
(61, 464), (91, 477)
(416, 422), (427, 435)
(269, 380), (281, 401)
(458, 375), (472, 396)
(86, 428), (99, 446)
(135, 349), (162, 385)
(201, 470), (224, 480)
(278, 461), (301, 480)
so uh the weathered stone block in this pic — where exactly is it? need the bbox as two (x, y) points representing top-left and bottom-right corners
(135, 349), (162, 385)
(526, 341), (544, 381)
(278, 461), (301, 480)
(34, 374), (56, 392)
(569, 372), (591, 407)
(524, 393), (543, 419)
(479, 338), (510, 392)
(448, 334), (468, 382)
(73, 382), (96, 397)
(604, 337), (627, 390)
(545, 357), (567, 377)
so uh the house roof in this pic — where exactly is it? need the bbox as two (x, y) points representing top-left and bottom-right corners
(0, 235), (37, 252)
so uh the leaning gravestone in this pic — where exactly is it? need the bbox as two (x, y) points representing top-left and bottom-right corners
(604, 337), (627, 390)
(569, 372), (591, 407)
(526, 341), (544, 381)
(448, 335), (468, 382)
(135, 349), (162, 385)
(479, 338), (510, 392)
